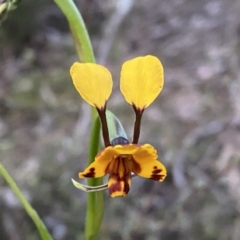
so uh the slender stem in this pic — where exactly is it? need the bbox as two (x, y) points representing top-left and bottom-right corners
(54, 1), (103, 239)
(0, 163), (52, 240)
(86, 117), (103, 240)
(132, 105), (144, 144)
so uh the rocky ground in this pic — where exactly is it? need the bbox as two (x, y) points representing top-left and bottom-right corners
(1, 0), (240, 239)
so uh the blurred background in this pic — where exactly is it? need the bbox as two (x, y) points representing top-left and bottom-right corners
(1, 0), (240, 239)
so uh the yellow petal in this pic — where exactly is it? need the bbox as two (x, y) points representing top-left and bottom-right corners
(94, 144), (140, 161)
(78, 160), (109, 178)
(106, 155), (133, 177)
(79, 145), (134, 179)
(108, 174), (131, 197)
(79, 147), (114, 178)
(70, 62), (113, 109)
(132, 144), (167, 182)
(120, 55), (164, 109)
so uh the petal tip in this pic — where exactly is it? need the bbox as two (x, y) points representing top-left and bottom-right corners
(108, 176), (130, 197)
(78, 172), (84, 178)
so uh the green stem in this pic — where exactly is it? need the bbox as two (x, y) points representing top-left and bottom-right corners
(53, 0), (95, 63)
(54, 1), (103, 239)
(0, 163), (52, 240)
(86, 117), (104, 240)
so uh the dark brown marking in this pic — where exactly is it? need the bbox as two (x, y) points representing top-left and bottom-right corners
(108, 176), (130, 196)
(123, 180), (130, 194)
(131, 158), (141, 174)
(150, 166), (164, 181)
(121, 160), (130, 194)
(152, 169), (162, 174)
(83, 167), (95, 178)
(108, 179), (121, 195)
(106, 156), (133, 196)
(150, 174), (165, 181)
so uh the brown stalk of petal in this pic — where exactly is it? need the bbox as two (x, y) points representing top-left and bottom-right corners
(96, 106), (111, 147)
(132, 104), (144, 144)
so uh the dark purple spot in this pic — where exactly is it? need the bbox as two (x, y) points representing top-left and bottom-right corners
(123, 180), (130, 195)
(83, 167), (95, 177)
(108, 181), (121, 195)
(152, 169), (162, 174)
(150, 166), (164, 181)
(150, 175), (165, 181)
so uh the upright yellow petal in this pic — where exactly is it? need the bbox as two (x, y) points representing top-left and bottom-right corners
(132, 144), (167, 182)
(70, 62), (113, 109)
(120, 55), (164, 109)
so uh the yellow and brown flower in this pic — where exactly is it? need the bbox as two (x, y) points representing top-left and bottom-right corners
(79, 142), (166, 197)
(70, 55), (167, 198)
